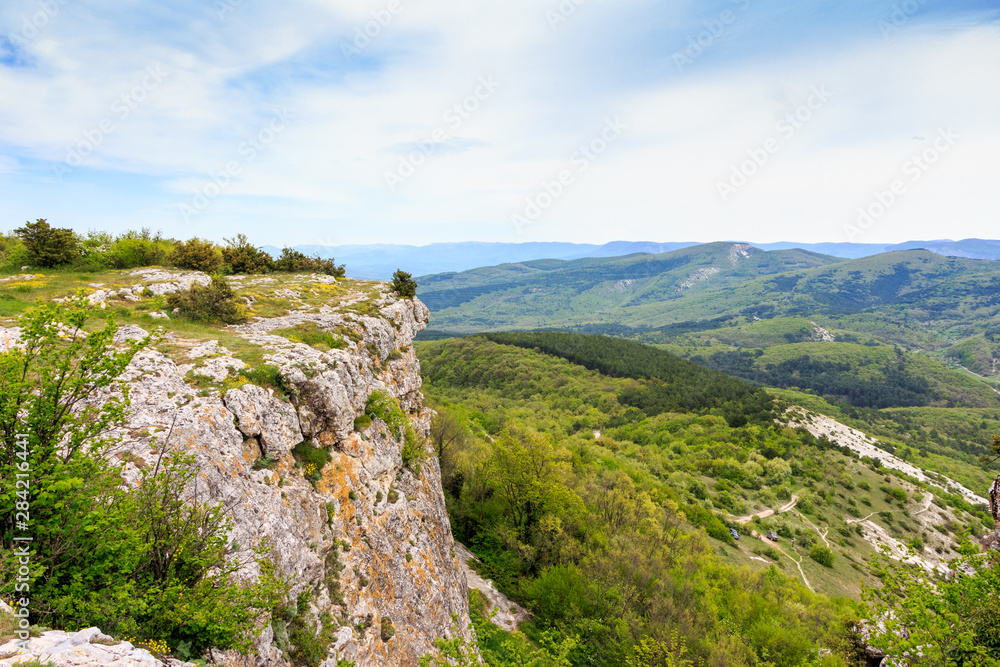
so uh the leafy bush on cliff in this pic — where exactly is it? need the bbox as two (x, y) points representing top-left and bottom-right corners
(366, 390), (427, 470)
(172, 237), (223, 273)
(862, 543), (1000, 664)
(166, 276), (248, 324)
(273, 247), (346, 277)
(221, 234), (275, 274)
(392, 269), (417, 298)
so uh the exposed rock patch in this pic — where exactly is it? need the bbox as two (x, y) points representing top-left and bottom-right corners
(0, 624), (193, 667)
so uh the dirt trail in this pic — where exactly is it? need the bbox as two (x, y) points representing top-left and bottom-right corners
(769, 541), (814, 592)
(913, 493), (934, 515)
(732, 494), (799, 524)
(796, 511), (831, 548)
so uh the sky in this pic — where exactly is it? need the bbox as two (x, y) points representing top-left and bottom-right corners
(0, 0), (998, 248)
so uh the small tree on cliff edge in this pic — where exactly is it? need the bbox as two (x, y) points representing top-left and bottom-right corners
(392, 269), (417, 298)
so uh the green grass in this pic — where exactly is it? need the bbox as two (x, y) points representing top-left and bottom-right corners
(271, 322), (348, 352)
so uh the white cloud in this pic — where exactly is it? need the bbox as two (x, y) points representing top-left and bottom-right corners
(0, 1), (997, 245)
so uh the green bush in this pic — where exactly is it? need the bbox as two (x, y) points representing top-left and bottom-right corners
(880, 484), (908, 504)
(104, 229), (172, 268)
(380, 616), (395, 642)
(292, 440), (330, 482)
(273, 248), (345, 277)
(0, 233), (30, 270)
(286, 591), (337, 667)
(172, 237), (222, 273)
(365, 390), (408, 436)
(166, 276), (248, 324)
(808, 545), (835, 568)
(14, 219), (79, 267)
(391, 269), (417, 298)
(401, 425), (428, 472)
(221, 234), (274, 274)
(239, 365), (294, 399)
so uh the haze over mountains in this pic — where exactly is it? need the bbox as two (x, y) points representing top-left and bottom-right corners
(265, 239), (1000, 281)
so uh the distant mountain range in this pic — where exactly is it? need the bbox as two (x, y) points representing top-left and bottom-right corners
(411, 241), (1000, 405)
(262, 239), (1000, 280)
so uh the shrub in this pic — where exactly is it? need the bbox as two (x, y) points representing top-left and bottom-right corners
(391, 269), (417, 298)
(166, 276), (248, 324)
(273, 248), (346, 277)
(286, 591), (337, 667)
(253, 455), (278, 470)
(172, 237), (222, 273)
(365, 390), (408, 436)
(222, 234), (274, 274)
(104, 228), (172, 268)
(292, 440), (330, 482)
(880, 485), (908, 504)
(14, 219), (79, 267)
(238, 365), (294, 399)
(809, 545), (835, 568)
(380, 617), (395, 642)
(0, 233), (30, 270)
(401, 425), (428, 472)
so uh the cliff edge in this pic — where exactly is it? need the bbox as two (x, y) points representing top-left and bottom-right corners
(2, 271), (471, 666)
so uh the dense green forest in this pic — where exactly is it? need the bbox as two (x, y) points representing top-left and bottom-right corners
(480, 332), (775, 426)
(417, 334), (1000, 666)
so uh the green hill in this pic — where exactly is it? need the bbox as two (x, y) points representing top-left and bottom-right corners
(416, 333), (995, 666)
(688, 341), (1000, 410)
(417, 245), (1000, 349)
(417, 242), (842, 329)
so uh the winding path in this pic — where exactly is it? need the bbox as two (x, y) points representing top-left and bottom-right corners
(796, 511), (831, 548)
(732, 494), (799, 524)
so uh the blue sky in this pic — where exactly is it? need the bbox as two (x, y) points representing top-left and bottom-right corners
(0, 0), (997, 246)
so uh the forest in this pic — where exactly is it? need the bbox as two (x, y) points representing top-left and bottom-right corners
(418, 334), (1000, 666)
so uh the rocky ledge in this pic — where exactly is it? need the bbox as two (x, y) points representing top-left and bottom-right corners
(2, 277), (471, 667)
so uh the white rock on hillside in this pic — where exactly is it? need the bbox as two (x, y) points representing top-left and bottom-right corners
(0, 627), (194, 667)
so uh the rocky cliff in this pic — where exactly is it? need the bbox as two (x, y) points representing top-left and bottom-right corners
(42, 272), (471, 666)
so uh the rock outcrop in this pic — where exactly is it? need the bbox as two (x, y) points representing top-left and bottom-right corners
(0, 623), (194, 667)
(31, 284), (472, 666)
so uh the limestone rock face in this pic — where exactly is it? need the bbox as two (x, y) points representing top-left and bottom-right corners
(88, 293), (470, 666)
(0, 625), (195, 667)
